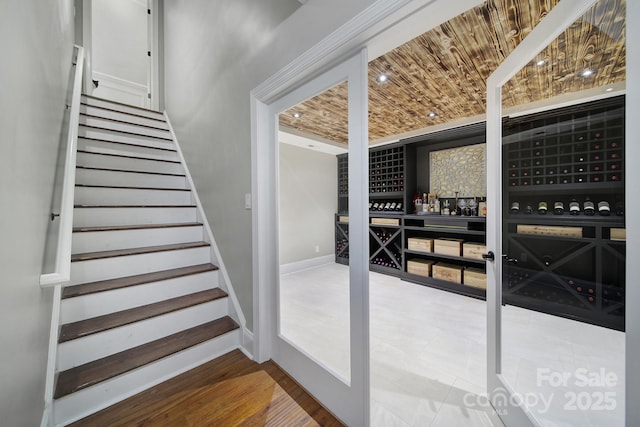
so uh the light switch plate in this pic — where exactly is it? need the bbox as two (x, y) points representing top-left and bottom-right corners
(245, 193), (252, 209)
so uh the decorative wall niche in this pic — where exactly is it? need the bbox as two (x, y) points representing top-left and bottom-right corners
(429, 143), (486, 197)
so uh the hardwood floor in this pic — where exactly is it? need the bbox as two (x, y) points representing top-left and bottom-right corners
(70, 349), (345, 426)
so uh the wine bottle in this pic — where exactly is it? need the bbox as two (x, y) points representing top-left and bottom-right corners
(395, 202), (403, 212)
(598, 201), (611, 216)
(510, 201), (520, 214)
(615, 202), (624, 216)
(378, 202), (385, 211)
(383, 202), (391, 211)
(537, 201), (548, 215)
(553, 201), (564, 215)
(583, 198), (595, 216)
(389, 202), (397, 211)
(372, 202), (380, 210)
(569, 198), (580, 215)
(369, 202), (373, 210)
(524, 203), (533, 215)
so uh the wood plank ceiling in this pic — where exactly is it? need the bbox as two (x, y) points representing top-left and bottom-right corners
(278, 0), (626, 145)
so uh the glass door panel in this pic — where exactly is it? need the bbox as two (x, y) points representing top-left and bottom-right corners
(277, 80), (351, 381)
(487, 1), (625, 425)
(270, 50), (369, 426)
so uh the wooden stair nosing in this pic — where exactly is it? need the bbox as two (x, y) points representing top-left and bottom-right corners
(73, 222), (203, 233)
(75, 184), (191, 192)
(82, 94), (164, 116)
(59, 288), (229, 343)
(79, 112), (169, 132)
(81, 102), (167, 124)
(62, 263), (219, 299)
(78, 136), (177, 153)
(75, 165), (186, 177)
(76, 149), (182, 164)
(71, 241), (210, 262)
(53, 316), (239, 399)
(79, 123), (173, 142)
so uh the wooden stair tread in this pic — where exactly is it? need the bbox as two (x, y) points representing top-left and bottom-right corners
(80, 123), (173, 142)
(62, 264), (219, 299)
(78, 136), (177, 152)
(81, 102), (167, 123)
(53, 316), (239, 399)
(73, 222), (202, 233)
(80, 112), (169, 132)
(82, 94), (164, 115)
(75, 166), (185, 177)
(71, 241), (209, 262)
(76, 184), (191, 192)
(76, 149), (181, 164)
(59, 288), (228, 343)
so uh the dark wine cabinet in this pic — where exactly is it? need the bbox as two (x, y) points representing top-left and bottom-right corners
(502, 96), (625, 331)
(337, 143), (416, 216)
(334, 96), (625, 331)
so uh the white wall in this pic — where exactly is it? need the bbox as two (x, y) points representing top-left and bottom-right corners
(0, 0), (74, 425)
(278, 143), (337, 266)
(164, 0), (374, 330)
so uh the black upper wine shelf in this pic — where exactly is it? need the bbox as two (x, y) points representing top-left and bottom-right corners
(503, 96), (624, 188)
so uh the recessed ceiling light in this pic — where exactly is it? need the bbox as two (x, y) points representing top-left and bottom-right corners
(606, 87), (614, 92)
(292, 112), (302, 118)
(377, 74), (389, 83)
(536, 59), (546, 66)
(580, 69), (594, 77)
(428, 112), (437, 118)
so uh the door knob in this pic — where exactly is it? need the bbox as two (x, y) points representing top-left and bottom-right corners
(482, 251), (495, 262)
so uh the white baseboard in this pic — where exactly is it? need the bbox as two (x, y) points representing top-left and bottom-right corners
(240, 328), (254, 360)
(40, 403), (51, 427)
(279, 254), (334, 276)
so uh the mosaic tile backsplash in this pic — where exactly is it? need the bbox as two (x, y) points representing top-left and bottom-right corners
(430, 143), (486, 197)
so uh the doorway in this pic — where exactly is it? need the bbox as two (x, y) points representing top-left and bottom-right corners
(252, 1), (636, 426)
(81, 0), (156, 109)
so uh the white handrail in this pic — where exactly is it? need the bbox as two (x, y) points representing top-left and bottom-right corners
(39, 45), (84, 287)
(40, 45), (84, 427)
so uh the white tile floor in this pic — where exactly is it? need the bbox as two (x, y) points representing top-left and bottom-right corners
(280, 263), (624, 427)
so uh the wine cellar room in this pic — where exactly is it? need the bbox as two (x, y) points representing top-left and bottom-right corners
(275, 0), (626, 425)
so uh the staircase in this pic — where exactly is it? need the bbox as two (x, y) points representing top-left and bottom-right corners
(51, 95), (241, 425)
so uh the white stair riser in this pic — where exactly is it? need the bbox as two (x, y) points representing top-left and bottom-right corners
(76, 152), (184, 175)
(78, 138), (179, 161)
(53, 331), (239, 426)
(72, 225), (204, 254)
(80, 104), (169, 130)
(60, 271), (219, 324)
(75, 186), (193, 206)
(81, 96), (164, 121)
(73, 207), (197, 227)
(75, 168), (188, 189)
(69, 246), (210, 285)
(80, 116), (172, 140)
(57, 298), (229, 370)
(78, 127), (174, 151)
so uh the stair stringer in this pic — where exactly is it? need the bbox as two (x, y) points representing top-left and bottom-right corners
(164, 114), (252, 359)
